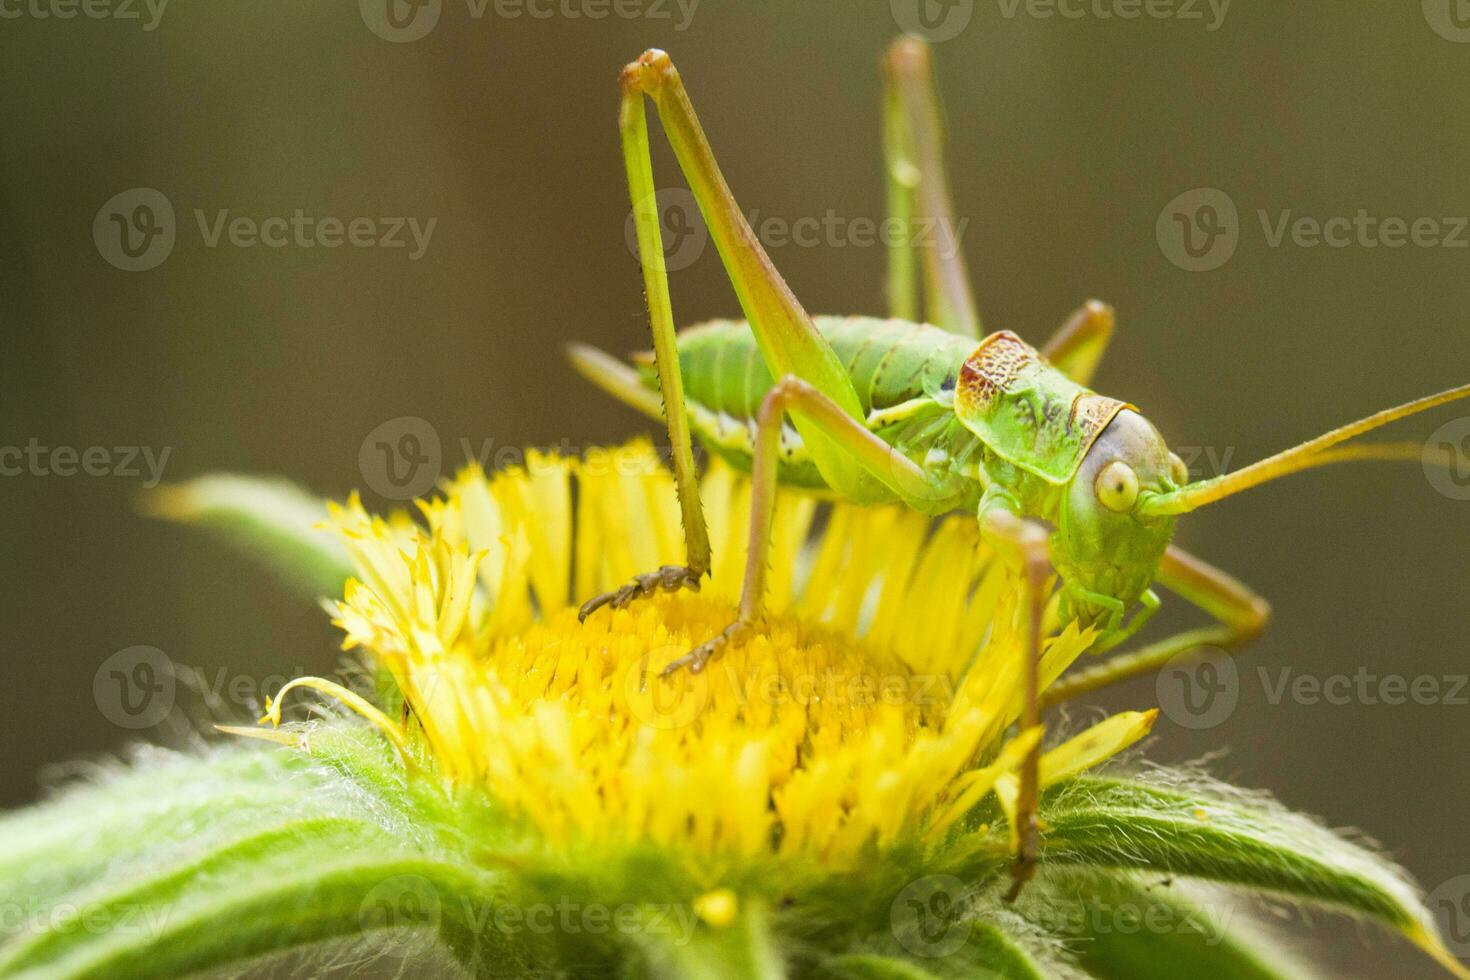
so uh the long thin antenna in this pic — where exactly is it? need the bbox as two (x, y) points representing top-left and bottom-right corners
(1138, 384), (1470, 517)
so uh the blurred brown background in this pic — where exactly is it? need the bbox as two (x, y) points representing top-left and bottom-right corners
(3, 3), (1469, 976)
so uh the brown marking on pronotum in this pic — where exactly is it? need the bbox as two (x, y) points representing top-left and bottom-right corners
(957, 330), (1035, 413)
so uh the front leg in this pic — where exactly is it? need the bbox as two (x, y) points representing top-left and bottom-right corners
(662, 374), (937, 677)
(1042, 545), (1270, 705)
(978, 497), (1054, 901)
(578, 564), (704, 622)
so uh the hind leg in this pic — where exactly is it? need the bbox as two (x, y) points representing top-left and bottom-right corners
(583, 49), (880, 621)
(882, 37), (979, 337)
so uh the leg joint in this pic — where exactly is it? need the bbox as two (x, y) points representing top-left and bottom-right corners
(620, 49), (674, 96)
(757, 374), (812, 427)
(1237, 595), (1271, 642)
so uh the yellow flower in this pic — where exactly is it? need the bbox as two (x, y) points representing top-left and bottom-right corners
(264, 442), (1156, 870)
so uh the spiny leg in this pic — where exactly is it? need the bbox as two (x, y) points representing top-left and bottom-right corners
(589, 48), (894, 621)
(882, 41), (919, 324)
(882, 37), (979, 338)
(662, 374), (935, 676)
(1041, 545), (1270, 705)
(578, 61), (717, 622)
(619, 49), (870, 498)
(979, 500), (1053, 900)
(1040, 300), (1116, 387)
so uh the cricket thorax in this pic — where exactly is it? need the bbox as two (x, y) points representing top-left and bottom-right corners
(955, 331), (1130, 487)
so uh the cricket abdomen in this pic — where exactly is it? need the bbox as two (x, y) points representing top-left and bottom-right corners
(643, 316), (977, 420)
(635, 316), (981, 505)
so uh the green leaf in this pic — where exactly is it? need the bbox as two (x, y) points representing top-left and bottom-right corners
(827, 900), (1076, 980)
(1035, 773), (1466, 978)
(140, 473), (351, 599)
(824, 954), (945, 980)
(1016, 870), (1314, 980)
(0, 728), (523, 979)
(962, 920), (1052, 979)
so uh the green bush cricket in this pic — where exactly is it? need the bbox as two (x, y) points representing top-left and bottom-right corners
(570, 40), (1470, 895)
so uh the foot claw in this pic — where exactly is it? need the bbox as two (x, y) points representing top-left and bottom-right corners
(578, 565), (703, 622)
(660, 620), (752, 678)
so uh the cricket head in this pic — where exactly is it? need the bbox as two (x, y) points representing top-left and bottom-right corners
(1056, 380), (1470, 629)
(1054, 409), (1185, 629)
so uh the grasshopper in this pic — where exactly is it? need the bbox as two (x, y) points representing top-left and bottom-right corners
(569, 40), (1470, 893)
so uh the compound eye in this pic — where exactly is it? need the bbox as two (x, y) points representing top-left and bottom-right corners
(1168, 451), (1189, 487)
(1095, 460), (1140, 513)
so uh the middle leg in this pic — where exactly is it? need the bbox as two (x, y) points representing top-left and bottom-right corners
(661, 374), (935, 676)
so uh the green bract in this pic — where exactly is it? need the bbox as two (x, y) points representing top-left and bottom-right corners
(1, 471), (1462, 979)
